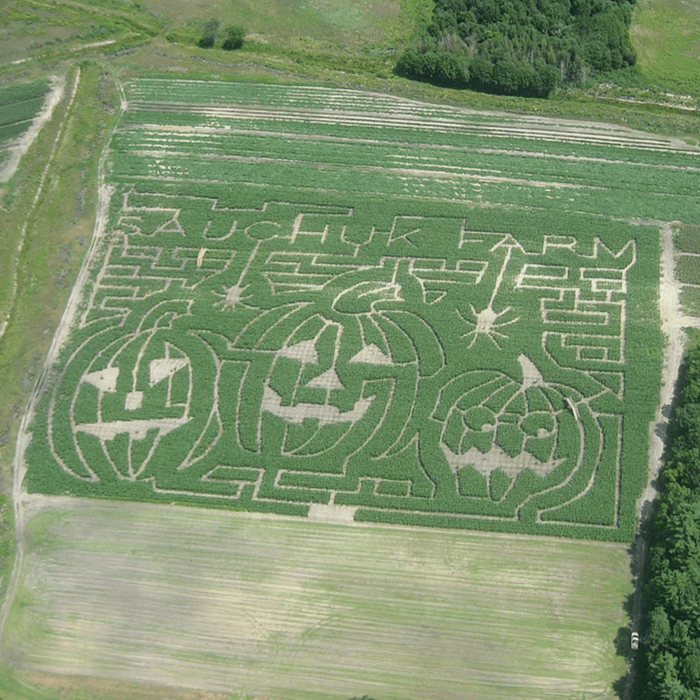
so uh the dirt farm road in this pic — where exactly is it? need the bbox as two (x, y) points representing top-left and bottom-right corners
(622, 220), (700, 699)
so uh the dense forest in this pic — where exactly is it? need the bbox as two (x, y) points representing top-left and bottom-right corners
(395, 0), (638, 97)
(644, 344), (700, 698)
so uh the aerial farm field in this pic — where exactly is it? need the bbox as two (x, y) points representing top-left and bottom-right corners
(24, 79), (678, 541)
(4, 76), (700, 699)
(631, 0), (700, 96)
(4, 498), (633, 700)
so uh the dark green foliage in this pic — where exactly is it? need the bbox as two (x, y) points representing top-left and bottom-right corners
(676, 256), (700, 287)
(222, 24), (246, 51)
(0, 96), (46, 129)
(496, 423), (524, 457)
(376, 479), (411, 497)
(198, 18), (219, 49)
(644, 344), (700, 697)
(539, 415), (618, 526)
(395, 48), (469, 88)
(489, 469), (510, 501)
(0, 121), (29, 144)
(396, 0), (638, 97)
(674, 225), (700, 256)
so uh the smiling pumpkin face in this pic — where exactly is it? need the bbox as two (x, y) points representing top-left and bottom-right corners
(50, 323), (220, 483)
(235, 311), (410, 461)
(435, 355), (579, 481)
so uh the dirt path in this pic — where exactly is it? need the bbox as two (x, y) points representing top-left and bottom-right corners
(622, 220), (699, 699)
(0, 69), (84, 640)
(0, 66), (123, 647)
(640, 221), (700, 517)
(0, 66), (80, 641)
(0, 71), (78, 342)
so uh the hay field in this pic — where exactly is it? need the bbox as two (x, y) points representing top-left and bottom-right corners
(5, 498), (630, 700)
(631, 0), (700, 96)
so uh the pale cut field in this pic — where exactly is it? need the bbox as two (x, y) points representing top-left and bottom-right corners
(5, 498), (630, 700)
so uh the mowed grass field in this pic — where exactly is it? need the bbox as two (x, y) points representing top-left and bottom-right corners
(5, 498), (631, 700)
(0, 0), (161, 68)
(631, 0), (700, 96)
(159, 0), (412, 47)
(0, 0), (425, 78)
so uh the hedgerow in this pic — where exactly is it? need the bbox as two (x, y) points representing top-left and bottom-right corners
(639, 342), (700, 697)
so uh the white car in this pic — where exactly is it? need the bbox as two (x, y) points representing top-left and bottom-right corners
(631, 632), (640, 650)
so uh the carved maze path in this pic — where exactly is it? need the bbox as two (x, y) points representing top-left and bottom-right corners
(25, 80), (692, 540)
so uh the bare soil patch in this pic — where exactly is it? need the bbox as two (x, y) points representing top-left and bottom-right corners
(643, 222), (700, 516)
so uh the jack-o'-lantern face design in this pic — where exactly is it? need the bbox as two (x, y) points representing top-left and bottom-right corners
(34, 185), (631, 534)
(435, 355), (580, 482)
(207, 250), (444, 473)
(49, 321), (220, 482)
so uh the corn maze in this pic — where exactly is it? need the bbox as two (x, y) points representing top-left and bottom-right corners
(25, 80), (670, 540)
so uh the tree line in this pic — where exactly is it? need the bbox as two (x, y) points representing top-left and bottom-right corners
(643, 343), (700, 698)
(198, 19), (246, 50)
(395, 0), (638, 97)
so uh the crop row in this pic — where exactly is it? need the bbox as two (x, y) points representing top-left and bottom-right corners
(124, 105), (685, 160)
(0, 78), (49, 107)
(121, 105), (700, 169)
(0, 96), (45, 129)
(114, 126), (700, 198)
(126, 79), (511, 123)
(0, 121), (31, 147)
(0, 80), (49, 152)
(125, 80), (688, 153)
(109, 149), (700, 224)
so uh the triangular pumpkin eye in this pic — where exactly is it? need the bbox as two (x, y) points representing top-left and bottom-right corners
(306, 369), (344, 390)
(149, 358), (189, 386)
(349, 344), (392, 365)
(82, 367), (119, 393)
(152, 210), (184, 235)
(277, 340), (318, 365)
